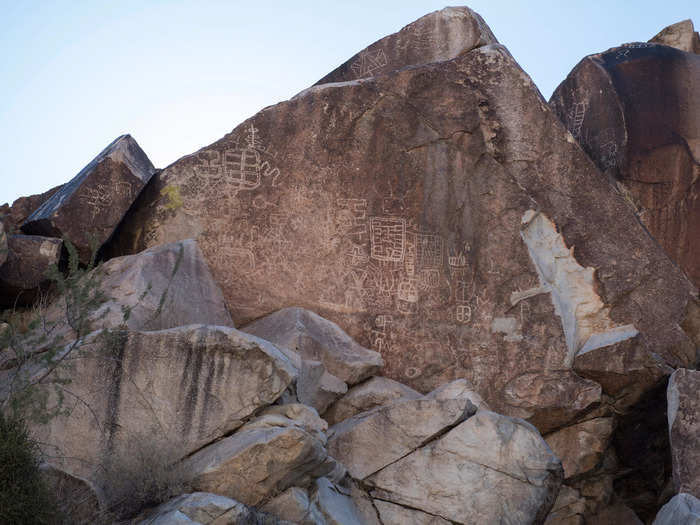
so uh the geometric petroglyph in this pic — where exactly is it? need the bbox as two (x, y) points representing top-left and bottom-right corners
(415, 232), (443, 269)
(370, 217), (406, 262)
(456, 304), (472, 323)
(350, 48), (388, 78)
(397, 278), (419, 303)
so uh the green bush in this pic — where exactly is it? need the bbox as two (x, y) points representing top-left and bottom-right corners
(0, 411), (61, 524)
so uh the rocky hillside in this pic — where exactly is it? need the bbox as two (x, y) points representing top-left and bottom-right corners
(1, 7), (698, 525)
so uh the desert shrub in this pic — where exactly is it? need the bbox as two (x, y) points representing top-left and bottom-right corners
(0, 411), (61, 524)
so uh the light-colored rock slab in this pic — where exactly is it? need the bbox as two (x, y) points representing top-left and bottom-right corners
(543, 485), (586, 525)
(324, 376), (422, 425)
(242, 307), (383, 385)
(328, 379), (478, 479)
(308, 477), (366, 525)
(262, 487), (312, 524)
(649, 19), (700, 54)
(653, 493), (700, 525)
(366, 410), (563, 524)
(185, 408), (332, 506)
(25, 324), (295, 493)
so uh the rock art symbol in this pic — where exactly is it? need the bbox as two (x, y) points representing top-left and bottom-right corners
(370, 217), (406, 262)
(350, 48), (388, 78)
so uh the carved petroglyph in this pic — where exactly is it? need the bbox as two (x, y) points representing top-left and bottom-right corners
(82, 182), (132, 219)
(192, 124), (283, 198)
(350, 48), (388, 78)
(597, 128), (619, 169)
(569, 101), (587, 139)
(370, 217), (406, 262)
(520, 210), (638, 365)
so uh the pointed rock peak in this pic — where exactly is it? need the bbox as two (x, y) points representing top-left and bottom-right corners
(649, 19), (700, 54)
(313, 6), (497, 85)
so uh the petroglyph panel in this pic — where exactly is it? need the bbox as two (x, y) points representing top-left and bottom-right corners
(350, 48), (388, 78)
(370, 217), (406, 262)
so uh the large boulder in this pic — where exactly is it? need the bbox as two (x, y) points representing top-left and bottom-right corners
(0, 234), (62, 306)
(365, 410), (563, 524)
(668, 369), (700, 497)
(649, 20), (700, 54)
(184, 404), (333, 506)
(544, 418), (614, 479)
(327, 379), (478, 479)
(112, 10), (696, 424)
(0, 184), (63, 234)
(549, 39), (700, 288)
(23, 325), (295, 493)
(313, 6), (496, 84)
(242, 307), (383, 385)
(21, 135), (156, 263)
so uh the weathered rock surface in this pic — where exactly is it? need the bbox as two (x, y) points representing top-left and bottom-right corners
(550, 40), (700, 288)
(185, 405), (331, 506)
(504, 370), (602, 433)
(649, 19), (700, 54)
(26, 325), (295, 491)
(653, 493), (700, 525)
(112, 18), (697, 419)
(328, 379), (478, 479)
(0, 222), (7, 267)
(668, 368), (700, 497)
(324, 376), (422, 425)
(373, 499), (452, 525)
(313, 6), (496, 85)
(545, 418), (614, 479)
(588, 504), (643, 525)
(0, 234), (62, 306)
(21, 135), (156, 263)
(0, 184), (63, 234)
(243, 307), (383, 385)
(366, 410), (563, 524)
(40, 465), (101, 525)
(262, 487), (313, 524)
(136, 492), (290, 525)
(297, 358), (348, 414)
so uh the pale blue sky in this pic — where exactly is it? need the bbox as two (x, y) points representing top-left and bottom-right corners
(1, 1), (697, 205)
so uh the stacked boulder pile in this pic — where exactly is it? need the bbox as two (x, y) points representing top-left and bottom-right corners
(1, 7), (698, 525)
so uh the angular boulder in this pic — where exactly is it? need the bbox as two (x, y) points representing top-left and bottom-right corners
(543, 486), (586, 525)
(544, 418), (614, 479)
(504, 370), (602, 433)
(653, 493), (700, 525)
(25, 325), (295, 490)
(308, 477), (367, 525)
(366, 410), (563, 524)
(324, 376), (422, 425)
(21, 135), (156, 263)
(327, 379), (478, 479)
(313, 6), (496, 84)
(0, 184), (63, 234)
(184, 405), (332, 506)
(112, 11), (696, 420)
(0, 234), (62, 306)
(668, 369), (700, 497)
(549, 40), (700, 287)
(242, 307), (383, 385)
(262, 487), (313, 524)
(649, 20), (700, 54)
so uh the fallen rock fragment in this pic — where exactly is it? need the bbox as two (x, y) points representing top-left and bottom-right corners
(262, 487), (313, 524)
(0, 234), (62, 306)
(313, 6), (497, 85)
(21, 134), (156, 263)
(668, 369), (700, 497)
(328, 379), (478, 479)
(504, 370), (602, 433)
(242, 307), (383, 385)
(308, 477), (367, 525)
(366, 410), (563, 524)
(543, 485), (586, 525)
(545, 418), (614, 479)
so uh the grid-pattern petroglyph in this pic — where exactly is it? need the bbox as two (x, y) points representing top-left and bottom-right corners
(370, 217), (406, 262)
(416, 232), (443, 269)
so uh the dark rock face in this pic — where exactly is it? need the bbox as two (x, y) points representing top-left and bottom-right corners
(21, 135), (155, 263)
(668, 369), (700, 499)
(0, 234), (62, 306)
(549, 42), (700, 287)
(112, 36), (697, 422)
(0, 184), (63, 234)
(313, 6), (497, 85)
